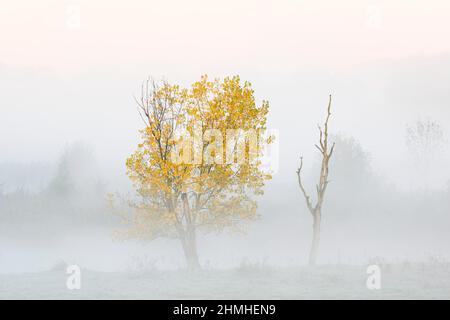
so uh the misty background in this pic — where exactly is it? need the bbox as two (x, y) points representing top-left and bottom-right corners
(1, 0), (450, 276)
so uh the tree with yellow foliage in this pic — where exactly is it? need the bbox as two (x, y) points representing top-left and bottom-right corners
(122, 75), (271, 270)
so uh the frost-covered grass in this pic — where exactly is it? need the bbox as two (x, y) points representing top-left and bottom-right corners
(1, 262), (449, 299)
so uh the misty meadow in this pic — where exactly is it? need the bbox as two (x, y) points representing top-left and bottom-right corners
(1, 0), (450, 300)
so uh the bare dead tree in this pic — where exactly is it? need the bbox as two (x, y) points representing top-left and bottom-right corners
(296, 95), (335, 266)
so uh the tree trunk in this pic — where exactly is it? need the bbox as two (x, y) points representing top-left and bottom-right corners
(179, 192), (201, 270)
(297, 95), (334, 267)
(181, 226), (201, 271)
(308, 211), (321, 266)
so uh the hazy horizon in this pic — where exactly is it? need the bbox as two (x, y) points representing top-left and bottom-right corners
(1, 0), (450, 300)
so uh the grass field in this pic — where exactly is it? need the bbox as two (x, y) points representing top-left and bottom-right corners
(1, 262), (449, 299)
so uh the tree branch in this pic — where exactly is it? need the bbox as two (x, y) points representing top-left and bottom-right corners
(296, 157), (315, 215)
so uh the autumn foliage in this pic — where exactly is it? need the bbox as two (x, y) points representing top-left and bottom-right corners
(120, 75), (271, 269)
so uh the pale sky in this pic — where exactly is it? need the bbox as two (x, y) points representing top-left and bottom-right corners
(1, 0), (450, 74)
(1, 0), (450, 190)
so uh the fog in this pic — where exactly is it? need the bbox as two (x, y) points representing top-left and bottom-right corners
(1, 0), (450, 299)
